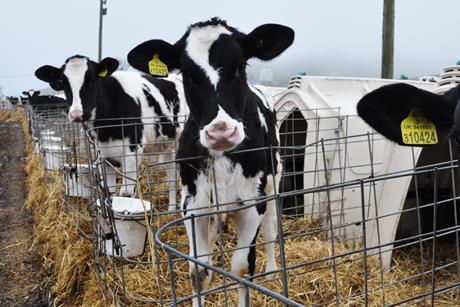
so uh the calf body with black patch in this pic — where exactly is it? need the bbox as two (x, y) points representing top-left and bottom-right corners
(90, 71), (186, 202)
(22, 89), (66, 106)
(35, 56), (188, 208)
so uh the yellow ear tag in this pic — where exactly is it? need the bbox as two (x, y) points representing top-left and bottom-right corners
(401, 109), (438, 145)
(98, 68), (108, 77)
(148, 54), (169, 76)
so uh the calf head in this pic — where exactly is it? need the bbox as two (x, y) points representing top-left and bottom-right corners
(22, 90), (40, 100)
(128, 18), (294, 153)
(357, 83), (460, 145)
(35, 56), (119, 122)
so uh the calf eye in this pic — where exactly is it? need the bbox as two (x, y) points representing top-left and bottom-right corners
(185, 73), (204, 86)
(51, 79), (65, 90)
(235, 63), (247, 78)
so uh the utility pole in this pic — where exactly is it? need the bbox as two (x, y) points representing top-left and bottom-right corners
(98, 0), (108, 61)
(381, 0), (395, 79)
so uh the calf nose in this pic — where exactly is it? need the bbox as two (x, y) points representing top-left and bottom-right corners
(69, 110), (83, 122)
(212, 122), (228, 132)
(203, 121), (241, 151)
(205, 122), (237, 140)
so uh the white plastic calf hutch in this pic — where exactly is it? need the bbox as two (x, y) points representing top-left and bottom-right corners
(275, 76), (446, 269)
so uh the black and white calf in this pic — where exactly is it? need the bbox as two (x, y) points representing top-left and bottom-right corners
(128, 18), (294, 306)
(357, 83), (459, 145)
(22, 89), (66, 105)
(35, 55), (188, 209)
(6, 96), (22, 106)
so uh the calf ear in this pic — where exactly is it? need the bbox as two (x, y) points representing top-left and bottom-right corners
(127, 39), (180, 76)
(22, 91), (28, 96)
(357, 83), (455, 145)
(97, 57), (119, 77)
(35, 65), (61, 83)
(244, 24), (294, 61)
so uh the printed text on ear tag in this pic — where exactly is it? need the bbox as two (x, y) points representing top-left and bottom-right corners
(401, 109), (438, 145)
(98, 68), (108, 77)
(148, 54), (168, 76)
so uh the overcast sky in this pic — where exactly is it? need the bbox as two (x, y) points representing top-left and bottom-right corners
(1, 0), (459, 96)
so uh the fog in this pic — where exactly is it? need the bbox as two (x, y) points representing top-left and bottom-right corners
(1, 0), (459, 95)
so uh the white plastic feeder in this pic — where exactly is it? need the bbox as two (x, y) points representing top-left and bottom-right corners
(42, 144), (68, 170)
(63, 164), (93, 197)
(105, 196), (151, 257)
(32, 136), (40, 154)
(40, 129), (56, 136)
(41, 136), (62, 148)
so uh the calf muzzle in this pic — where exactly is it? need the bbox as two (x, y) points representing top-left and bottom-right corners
(204, 122), (240, 151)
(69, 110), (84, 122)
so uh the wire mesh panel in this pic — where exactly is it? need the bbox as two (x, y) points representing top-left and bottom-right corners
(84, 115), (186, 207)
(151, 141), (460, 306)
(27, 103), (96, 239)
(91, 150), (303, 306)
(86, 115), (189, 305)
(0, 99), (15, 110)
(88, 160), (183, 306)
(86, 105), (460, 306)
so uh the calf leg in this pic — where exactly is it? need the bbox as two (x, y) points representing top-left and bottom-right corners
(119, 153), (139, 196)
(185, 216), (218, 307)
(102, 163), (118, 194)
(166, 161), (178, 212)
(232, 206), (263, 307)
(261, 199), (278, 273)
(97, 145), (118, 195)
(181, 184), (218, 307)
(159, 152), (177, 212)
(262, 173), (281, 274)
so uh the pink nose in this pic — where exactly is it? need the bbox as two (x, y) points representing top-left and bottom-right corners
(205, 122), (239, 150)
(69, 110), (83, 122)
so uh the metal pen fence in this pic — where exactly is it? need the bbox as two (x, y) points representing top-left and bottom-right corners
(89, 108), (460, 306)
(26, 102), (96, 239)
(19, 97), (460, 306)
(152, 143), (460, 306)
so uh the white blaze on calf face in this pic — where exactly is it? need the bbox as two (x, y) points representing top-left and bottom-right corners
(200, 105), (245, 153)
(63, 57), (88, 120)
(185, 24), (231, 88)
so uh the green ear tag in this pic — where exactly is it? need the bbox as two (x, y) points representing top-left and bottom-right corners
(255, 38), (264, 48)
(148, 54), (169, 76)
(98, 68), (108, 77)
(401, 109), (438, 145)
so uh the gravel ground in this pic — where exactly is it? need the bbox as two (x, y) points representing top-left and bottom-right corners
(0, 121), (47, 306)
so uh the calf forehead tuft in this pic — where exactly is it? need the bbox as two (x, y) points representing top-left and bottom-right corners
(188, 17), (228, 30)
(65, 56), (89, 69)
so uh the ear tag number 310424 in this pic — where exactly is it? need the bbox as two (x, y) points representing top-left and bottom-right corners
(400, 109), (438, 145)
(148, 54), (169, 76)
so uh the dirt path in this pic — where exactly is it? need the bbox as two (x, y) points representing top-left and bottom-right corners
(0, 120), (46, 306)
